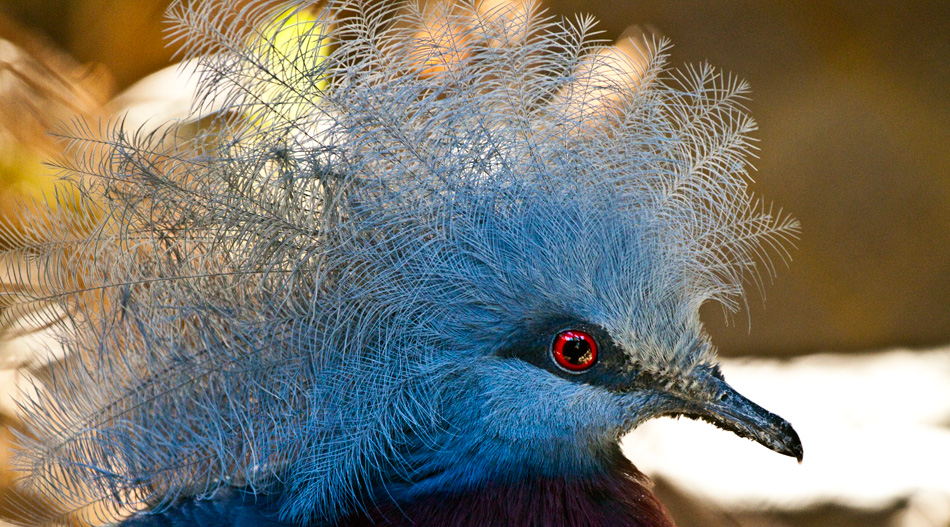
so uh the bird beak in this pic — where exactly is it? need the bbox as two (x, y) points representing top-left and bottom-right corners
(674, 374), (803, 462)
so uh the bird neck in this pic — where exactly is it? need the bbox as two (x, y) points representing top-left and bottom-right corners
(336, 453), (676, 527)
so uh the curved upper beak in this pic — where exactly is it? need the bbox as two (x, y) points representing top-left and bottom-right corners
(676, 374), (803, 462)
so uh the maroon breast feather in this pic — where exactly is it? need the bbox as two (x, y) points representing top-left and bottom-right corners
(339, 456), (675, 527)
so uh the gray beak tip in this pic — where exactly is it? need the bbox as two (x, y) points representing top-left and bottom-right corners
(786, 424), (804, 463)
(761, 400), (803, 463)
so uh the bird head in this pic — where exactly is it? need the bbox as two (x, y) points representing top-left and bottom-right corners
(362, 192), (802, 498)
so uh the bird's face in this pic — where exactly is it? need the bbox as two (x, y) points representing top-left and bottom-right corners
(445, 313), (803, 481)
(491, 314), (803, 461)
(415, 203), (802, 492)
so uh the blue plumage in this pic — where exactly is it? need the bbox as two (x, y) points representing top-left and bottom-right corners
(3, 1), (801, 525)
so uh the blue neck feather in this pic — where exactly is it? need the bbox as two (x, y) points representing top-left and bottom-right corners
(119, 447), (674, 527)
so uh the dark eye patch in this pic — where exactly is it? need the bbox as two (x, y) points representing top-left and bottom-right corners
(497, 318), (636, 391)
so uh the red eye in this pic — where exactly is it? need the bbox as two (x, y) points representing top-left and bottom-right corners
(551, 330), (598, 372)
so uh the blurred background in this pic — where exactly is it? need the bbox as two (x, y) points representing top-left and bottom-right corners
(0, 0), (947, 526)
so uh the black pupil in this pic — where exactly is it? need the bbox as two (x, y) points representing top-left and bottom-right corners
(562, 337), (592, 365)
